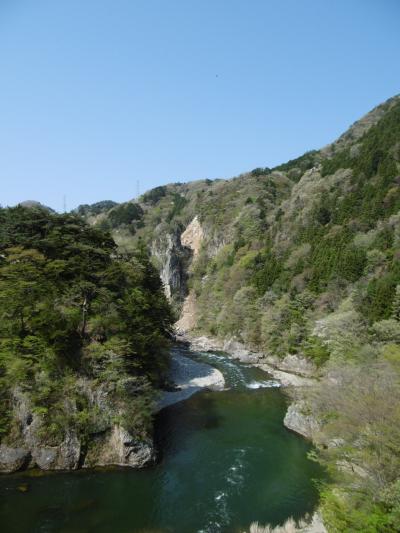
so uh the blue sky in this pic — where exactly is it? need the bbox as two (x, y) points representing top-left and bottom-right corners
(1, 0), (399, 211)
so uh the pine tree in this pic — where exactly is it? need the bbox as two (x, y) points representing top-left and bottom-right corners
(391, 285), (400, 321)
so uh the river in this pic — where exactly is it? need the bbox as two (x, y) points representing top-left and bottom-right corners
(0, 345), (324, 533)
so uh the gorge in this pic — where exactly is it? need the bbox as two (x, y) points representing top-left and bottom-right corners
(0, 346), (324, 533)
(1, 93), (400, 531)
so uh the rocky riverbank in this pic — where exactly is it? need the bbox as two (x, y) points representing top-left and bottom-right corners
(178, 334), (320, 440)
(178, 333), (326, 532)
(0, 350), (225, 474)
(157, 349), (225, 410)
(0, 382), (155, 474)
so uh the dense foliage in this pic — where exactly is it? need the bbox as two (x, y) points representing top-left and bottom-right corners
(0, 207), (172, 444)
(81, 94), (400, 529)
(75, 200), (117, 217)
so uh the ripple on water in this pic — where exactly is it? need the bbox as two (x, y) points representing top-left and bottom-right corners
(246, 380), (281, 389)
(0, 348), (325, 533)
(198, 447), (249, 533)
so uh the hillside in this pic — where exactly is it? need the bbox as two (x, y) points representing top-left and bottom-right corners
(82, 94), (400, 530)
(0, 206), (172, 472)
(85, 95), (400, 339)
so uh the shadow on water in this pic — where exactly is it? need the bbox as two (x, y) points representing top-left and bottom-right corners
(0, 349), (326, 533)
(155, 393), (223, 462)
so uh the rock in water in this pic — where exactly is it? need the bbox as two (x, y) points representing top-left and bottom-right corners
(283, 401), (319, 439)
(0, 446), (30, 473)
(83, 425), (154, 468)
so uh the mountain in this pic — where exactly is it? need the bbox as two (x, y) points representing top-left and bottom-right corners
(86, 94), (400, 530)
(94, 94), (400, 335)
(74, 200), (118, 219)
(2, 95), (399, 528)
(17, 200), (55, 212)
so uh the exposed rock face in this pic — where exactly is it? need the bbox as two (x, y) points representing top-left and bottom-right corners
(0, 446), (30, 473)
(0, 385), (154, 473)
(150, 216), (224, 330)
(283, 401), (319, 439)
(270, 354), (317, 377)
(247, 512), (326, 533)
(175, 290), (197, 332)
(83, 426), (154, 469)
(151, 230), (191, 302)
(183, 334), (318, 386)
(30, 431), (81, 471)
(180, 215), (204, 258)
(257, 354), (318, 386)
(182, 334), (261, 363)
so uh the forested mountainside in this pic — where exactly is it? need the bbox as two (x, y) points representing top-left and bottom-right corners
(83, 94), (400, 531)
(0, 207), (172, 472)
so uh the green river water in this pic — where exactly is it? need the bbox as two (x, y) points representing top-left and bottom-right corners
(0, 346), (324, 533)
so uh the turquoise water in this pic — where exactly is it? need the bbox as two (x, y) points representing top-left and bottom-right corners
(0, 347), (324, 533)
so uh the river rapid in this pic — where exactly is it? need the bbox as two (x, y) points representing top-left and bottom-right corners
(0, 345), (323, 533)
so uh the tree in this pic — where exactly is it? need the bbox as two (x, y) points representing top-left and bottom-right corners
(391, 285), (400, 321)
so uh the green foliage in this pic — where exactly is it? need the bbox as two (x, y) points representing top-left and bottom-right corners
(309, 232), (367, 291)
(142, 185), (167, 205)
(251, 250), (282, 295)
(250, 167), (271, 177)
(358, 260), (400, 322)
(302, 336), (330, 366)
(274, 150), (319, 176)
(320, 486), (400, 533)
(0, 207), (172, 443)
(391, 285), (400, 321)
(107, 202), (143, 230)
(320, 148), (351, 177)
(311, 358), (400, 532)
(75, 200), (117, 217)
(166, 193), (188, 222)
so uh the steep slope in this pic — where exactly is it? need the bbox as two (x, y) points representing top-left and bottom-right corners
(0, 206), (173, 472)
(90, 94), (400, 347)
(83, 161), (296, 311)
(84, 94), (400, 530)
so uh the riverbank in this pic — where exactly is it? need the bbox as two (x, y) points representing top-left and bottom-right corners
(176, 333), (326, 533)
(157, 349), (225, 410)
(246, 512), (326, 533)
(0, 345), (324, 532)
(177, 332), (323, 439)
(179, 334), (319, 388)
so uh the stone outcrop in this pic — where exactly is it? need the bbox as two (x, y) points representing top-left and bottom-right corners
(0, 384), (154, 474)
(183, 335), (261, 363)
(247, 512), (326, 532)
(83, 426), (153, 468)
(283, 401), (320, 440)
(179, 333), (320, 441)
(0, 391), (82, 473)
(30, 431), (81, 471)
(151, 231), (191, 302)
(180, 215), (204, 258)
(175, 290), (197, 333)
(0, 446), (30, 473)
(182, 334), (318, 386)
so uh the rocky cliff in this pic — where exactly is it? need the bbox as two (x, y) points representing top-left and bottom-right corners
(151, 229), (191, 303)
(0, 382), (154, 473)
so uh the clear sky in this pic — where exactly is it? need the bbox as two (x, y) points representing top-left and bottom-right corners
(1, 0), (399, 211)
